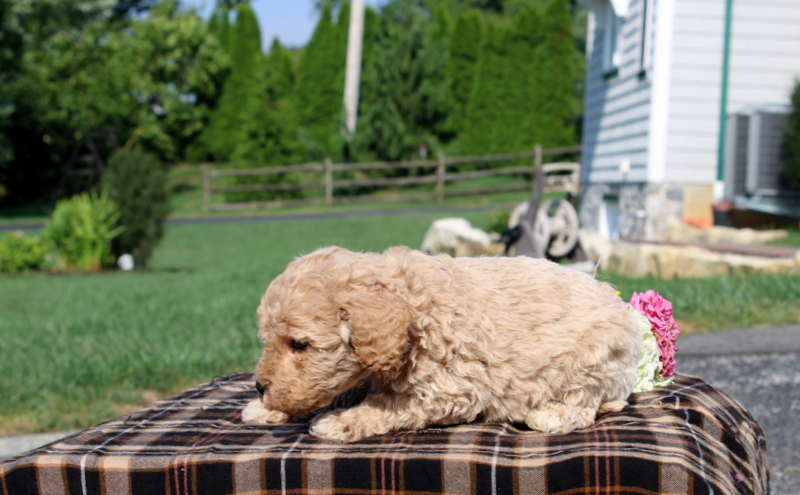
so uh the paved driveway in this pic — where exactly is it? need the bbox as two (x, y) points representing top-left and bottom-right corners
(678, 325), (800, 495)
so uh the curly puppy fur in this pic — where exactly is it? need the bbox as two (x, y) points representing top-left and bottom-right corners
(242, 246), (642, 442)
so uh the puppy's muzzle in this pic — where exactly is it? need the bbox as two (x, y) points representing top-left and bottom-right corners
(255, 380), (266, 396)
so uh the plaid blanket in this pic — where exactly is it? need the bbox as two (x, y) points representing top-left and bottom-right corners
(0, 373), (768, 495)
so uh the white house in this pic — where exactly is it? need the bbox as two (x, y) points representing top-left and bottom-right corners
(578, 0), (800, 238)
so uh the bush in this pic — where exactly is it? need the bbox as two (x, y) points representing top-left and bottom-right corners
(785, 79), (800, 189)
(0, 231), (48, 274)
(44, 191), (124, 272)
(104, 148), (171, 268)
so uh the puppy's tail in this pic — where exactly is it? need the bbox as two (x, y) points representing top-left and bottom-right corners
(598, 400), (628, 415)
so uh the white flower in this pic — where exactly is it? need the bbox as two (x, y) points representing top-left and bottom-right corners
(629, 305), (673, 393)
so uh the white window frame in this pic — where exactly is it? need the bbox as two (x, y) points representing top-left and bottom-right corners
(639, 0), (653, 79)
(602, 2), (624, 77)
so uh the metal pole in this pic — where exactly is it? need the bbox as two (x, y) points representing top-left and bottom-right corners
(343, 0), (365, 135)
(515, 145), (546, 258)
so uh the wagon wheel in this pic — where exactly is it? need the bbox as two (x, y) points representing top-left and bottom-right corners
(539, 198), (580, 258)
(508, 199), (579, 258)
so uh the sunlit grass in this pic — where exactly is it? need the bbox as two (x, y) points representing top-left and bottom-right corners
(0, 211), (492, 434)
(1, 210), (799, 434)
(600, 272), (800, 335)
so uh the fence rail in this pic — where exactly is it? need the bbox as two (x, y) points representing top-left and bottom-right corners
(202, 145), (581, 212)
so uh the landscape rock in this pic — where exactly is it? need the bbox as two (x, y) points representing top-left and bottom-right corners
(666, 223), (789, 245)
(580, 232), (799, 279)
(421, 218), (504, 257)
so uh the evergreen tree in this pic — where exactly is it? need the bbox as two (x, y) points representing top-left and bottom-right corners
(530, 0), (575, 148)
(293, 3), (348, 160)
(355, 0), (455, 163)
(450, 9), (484, 132)
(508, 4), (543, 149)
(266, 38), (295, 103)
(460, 22), (512, 157)
(227, 38), (301, 202)
(227, 82), (302, 202)
(207, 2), (232, 56)
(191, 1), (264, 162)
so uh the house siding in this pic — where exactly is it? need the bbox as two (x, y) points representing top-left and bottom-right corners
(582, 0), (654, 185)
(664, 0), (800, 185)
(665, 0), (726, 184)
(727, 0), (800, 112)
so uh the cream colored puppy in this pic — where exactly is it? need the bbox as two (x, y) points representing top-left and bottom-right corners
(242, 246), (641, 442)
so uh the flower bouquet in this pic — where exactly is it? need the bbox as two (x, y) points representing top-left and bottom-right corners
(628, 290), (680, 393)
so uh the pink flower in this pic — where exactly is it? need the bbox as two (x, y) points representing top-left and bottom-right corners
(629, 290), (679, 377)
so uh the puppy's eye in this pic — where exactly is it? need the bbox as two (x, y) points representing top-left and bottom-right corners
(291, 339), (309, 351)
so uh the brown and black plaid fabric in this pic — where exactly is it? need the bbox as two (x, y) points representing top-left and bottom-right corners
(0, 374), (768, 495)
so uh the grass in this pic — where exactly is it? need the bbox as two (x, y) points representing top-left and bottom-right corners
(768, 228), (800, 247)
(1, 209), (800, 435)
(0, 211), (494, 434)
(601, 272), (800, 335)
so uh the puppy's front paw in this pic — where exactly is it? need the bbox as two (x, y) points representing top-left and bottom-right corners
(310, 409), (378, 442)
(242, 399), (290, 424)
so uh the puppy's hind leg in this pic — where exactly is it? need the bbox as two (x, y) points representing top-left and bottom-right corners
(525, 402), (597, 435)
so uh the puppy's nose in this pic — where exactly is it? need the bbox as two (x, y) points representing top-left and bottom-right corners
(255, 380), (266, 396)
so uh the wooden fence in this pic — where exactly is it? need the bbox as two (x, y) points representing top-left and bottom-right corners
(201, 144), (582, 212)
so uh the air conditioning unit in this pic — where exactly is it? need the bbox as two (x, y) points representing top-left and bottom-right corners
(723, 104), (792, 198)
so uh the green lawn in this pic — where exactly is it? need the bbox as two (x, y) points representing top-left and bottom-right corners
(1, 210), (800, 435)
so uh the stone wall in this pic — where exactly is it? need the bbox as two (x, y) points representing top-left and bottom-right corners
(580, 183), (709, 240)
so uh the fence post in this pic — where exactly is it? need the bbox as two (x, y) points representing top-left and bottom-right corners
(436, 152), (446, 203)
(202, 163), (211, 213)
(324, 158), (333, 206)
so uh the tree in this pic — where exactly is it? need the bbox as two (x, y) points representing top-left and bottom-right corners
(207, 1), (233, 56)
(529, 0), (575, 148)
(226, 39), (302, 202)
(293, 2), (348, 160)
(266, 38), (295, 103)
(355, 0), (455, 162)
(190, 1), (264, 162)
(785, 79), (800, 189)
(0, 0), (121, 204)
(460, 22), (512, 156)
(2, 0), (228, 205)
(449, 9), (484, 131)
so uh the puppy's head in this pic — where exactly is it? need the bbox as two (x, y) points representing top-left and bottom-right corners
(253, 246), (413, 415)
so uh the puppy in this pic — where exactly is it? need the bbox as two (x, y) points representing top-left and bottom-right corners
(242, 246), (641, 442)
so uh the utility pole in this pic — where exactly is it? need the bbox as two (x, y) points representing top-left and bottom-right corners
(343, 0), (365, 135)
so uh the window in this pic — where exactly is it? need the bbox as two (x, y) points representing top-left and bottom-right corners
(603, 2), (624, 77)
(639, 0), (653, 79)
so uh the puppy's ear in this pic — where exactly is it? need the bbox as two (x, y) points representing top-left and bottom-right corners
(341, 279), (412, 372)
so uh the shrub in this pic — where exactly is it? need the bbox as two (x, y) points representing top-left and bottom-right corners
(104, 148), (171, 268)
(785, 79), (800, 189)
(0, 231), (48, 274)
(44, 191), (124, 272)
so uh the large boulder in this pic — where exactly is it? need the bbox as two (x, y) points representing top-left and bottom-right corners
(421, 218), (504, 257)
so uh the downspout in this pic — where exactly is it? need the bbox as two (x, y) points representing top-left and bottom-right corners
(715, 0), (734, 200)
